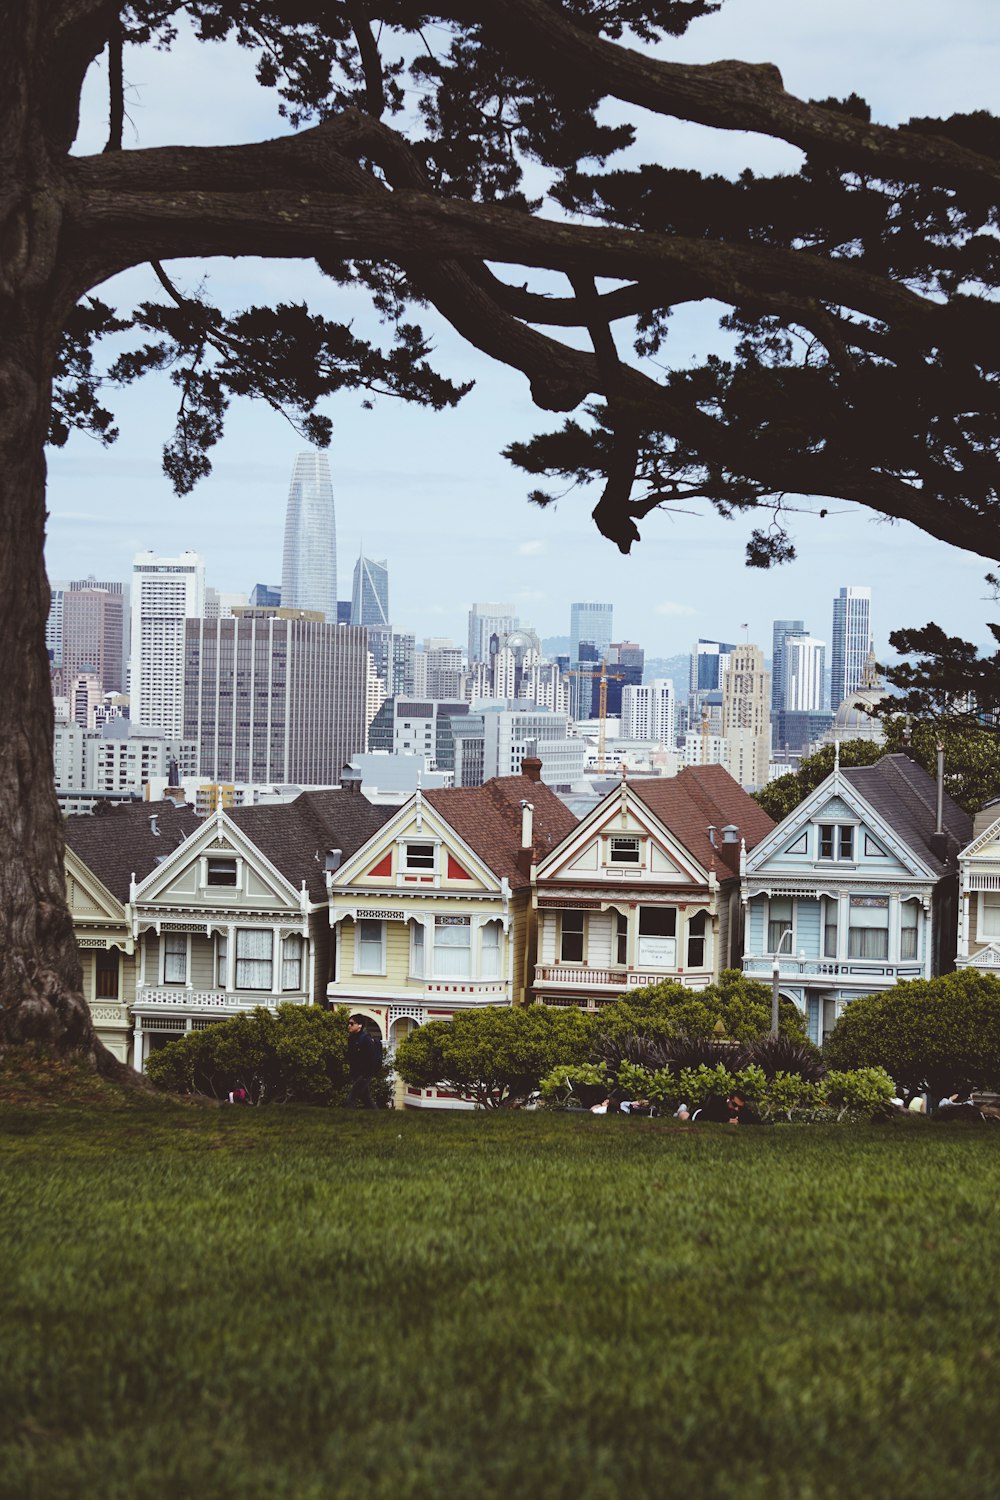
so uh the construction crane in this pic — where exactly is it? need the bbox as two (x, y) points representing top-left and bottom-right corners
(565, 657), (625, 774)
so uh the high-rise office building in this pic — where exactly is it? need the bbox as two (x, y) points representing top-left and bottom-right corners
(368, 625), (415, 696)
(771, 619), (805, 717)
(721, 643), (771, 788)
(350, 553), (389, 627)
(130, 551), (206, 735)
(280, 451), (337, 620)
(784, 635), (826, 713)
(468, 603), (516, 664)
(604, 642), (644, 717)
(831, 586), (873, 708)
(184, 609), (368, 784)
(570, 602), (613, 661)
(622, 681), (675, 743)
(46, 583), (66, 667)
(62, 579), (124, 692)
(250, 583), (281, 608)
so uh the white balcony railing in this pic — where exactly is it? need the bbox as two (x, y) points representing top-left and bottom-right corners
(534, 965), (629, 989)
(743, 958), (924, 983)
(134, 987), (303, 1012)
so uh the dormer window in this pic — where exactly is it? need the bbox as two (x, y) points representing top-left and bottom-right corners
(403, 842), (435, 871)
(206, 857), (238, 886)
(610, 836), (640, 864)
(818, 825), (855, 861)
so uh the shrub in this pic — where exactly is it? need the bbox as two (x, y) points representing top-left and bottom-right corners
(824, 970), (1000, 1097)
(145, 1004), (357, 1104)
(538, 1062), (608, 1108)
(823, 1067), (897, 1121)
(597, 970), (806, 1045)
(394, 1005), (595, 1108)
(742, 1034), (826, 1082)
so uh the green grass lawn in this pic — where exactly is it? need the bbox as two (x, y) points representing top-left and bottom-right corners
(2, 1066), (999, 1500)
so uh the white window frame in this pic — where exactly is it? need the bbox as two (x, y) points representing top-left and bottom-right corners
(215, 933), (228, 988)
(766, 897), (794, 955)
(402, 840), (437, 873)
(979, 890), (1000, 940)
(817, 824), (857, 862)
(235, 928), (274, 991)
(686, 910), (708, 969)
(848, 896), (889, 960)
(637, 906), (677, 968)
(281, 934), (305, 991)
(409, 919), (426, 978)
(609, 836), (641, 865)
(900, 900), (919, 960)
(201, 854), (241, 889)
(433, 915), (472, 978)
(560, 910), (586, 964)
(480, 920), (502, 979)
(355, 918), (387, 976)
(161, 933), (190, 986)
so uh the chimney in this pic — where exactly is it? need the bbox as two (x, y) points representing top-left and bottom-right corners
(518, 799), (534, 878)
(324, 848), (343, 872)
(722, 824), (739, 844)
(522, 755), (542, 784)
(148, 814), (159, 836)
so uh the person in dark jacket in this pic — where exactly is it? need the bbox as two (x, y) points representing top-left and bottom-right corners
(346, 1015), (382, 1109)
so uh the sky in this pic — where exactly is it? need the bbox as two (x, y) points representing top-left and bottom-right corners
(46, 0), (1000, 665)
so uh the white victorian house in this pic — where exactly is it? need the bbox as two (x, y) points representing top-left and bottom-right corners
(956, 798), (1000, 975)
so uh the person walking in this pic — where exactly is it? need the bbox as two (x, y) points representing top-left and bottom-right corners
(346, 1014), (382, 1109)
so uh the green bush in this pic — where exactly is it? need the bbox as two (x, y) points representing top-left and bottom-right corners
(824, 970), (1000, 1097)
(823, 1067), (897, 1121)
(538, 1061), (609, 1108)
(597, 969), (806, 1045)
(394, 1005), (595, 1107)
(145, 1004), (359, 1104)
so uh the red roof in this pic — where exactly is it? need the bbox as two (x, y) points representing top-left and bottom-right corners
(425, 775), (578, 889)
(629, 764), (774, 875)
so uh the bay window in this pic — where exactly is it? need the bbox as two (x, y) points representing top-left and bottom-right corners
(481, 921), (502, 978)
(163, 933), (188, 985)
(560, 910), (585, 963)
(686, 910), (707, 968)
(848, 896), (889, 959)
(615, 911), (628, 966)
(979, 891), (1000, 939)
(434, 915), (471, 977)
(410, 919), (426, 978)
(767, 898), (793, 954)
(637, 907), (676, 968)
(216, 934), (228, 987)
(236, 929), (273, 989)
(822, 898), (838, 959)
(900, 901), (919, 960)
(282, 934), (304, 990)
(356, 919), (386, 975)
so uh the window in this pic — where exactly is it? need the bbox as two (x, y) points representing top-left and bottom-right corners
(848, 896), (889, 960)
(236, 929), (273, 989)
(687, 911), (707, 968)
(981, 891), (1000, 939)
(404, 842), (435, 871)
(206, 857), (238, 886)
(610, 836), (640, 865)
(216, 934), (228, 987)
(819, 825), (855, 861)
(95, 949), (119, 998)
(282, 934), (304, 990)
(410, 920), (426, 978)
(822, 898), (838, 959)
(615, 912), (628, 966)
(900, 901), (918, 960)
(356, 919), (385, 974)
(481, 921), (501, 978)
(434, 915), (471, 977)
(560, 910), (585, 963)
(767, 898), (793, 954)
(637, 907), (676, 967)
(163, 934), (187, 985)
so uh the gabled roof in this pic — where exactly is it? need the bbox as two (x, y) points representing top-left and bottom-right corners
(424, 774), (578, 890)
(227, 789), (394, 901)
(841, 755), (971, 877)
(629, 765), (774, 875)
(63, 800), (202, 904)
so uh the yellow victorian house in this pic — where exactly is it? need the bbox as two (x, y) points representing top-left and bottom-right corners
(328, 760), (577, 1105)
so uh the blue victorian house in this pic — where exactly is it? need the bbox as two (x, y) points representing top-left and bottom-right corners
(741, 752), (970, 1045)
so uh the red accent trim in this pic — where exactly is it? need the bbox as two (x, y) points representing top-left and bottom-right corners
(447, 854), (473, 881)
(367, 852), (393, 878)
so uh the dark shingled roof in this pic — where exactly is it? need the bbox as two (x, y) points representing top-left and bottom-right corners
(425, 774), (579, 889)
(64, 800), (202, 904)
(228, 789), (393, 900)
(64, 790), (393, 906)
(841, 754), (972, 876)
(629, 764), (775, 875)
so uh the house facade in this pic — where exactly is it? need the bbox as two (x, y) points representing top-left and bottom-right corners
(532, 765), (774, 1010)
(327, 762), (577, 1105)
(742, 752), (970, 1045)
(955, 799), (1000, 975)
(65, 789), (390, 1070)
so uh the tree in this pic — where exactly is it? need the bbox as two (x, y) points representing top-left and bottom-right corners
(392, 1005), (595, 1107)
(3, 1), (1000, 1065)
(597, 970), (808, 1044)
(753, 738), (887, 822)
(823, 970), (1000, 1099)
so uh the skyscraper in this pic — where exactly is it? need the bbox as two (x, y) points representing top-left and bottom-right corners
(721, 644), (771, 788)
(570, 602), (613, 661)
(130, 551), (205, 734)
(771, 619), (805, 717)
(831, 587), (873, 708)
(784, 635), (826, 713)
(468, 603), (516, 664)
(184, 610), (368, 784)
(280, 451), (337, 620)
(62, 579), (124, 691)
(350, 553), (389, 627)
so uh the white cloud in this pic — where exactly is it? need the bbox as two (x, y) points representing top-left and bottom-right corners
(517, 540), (545, 556)
(654, 601), (696, 618)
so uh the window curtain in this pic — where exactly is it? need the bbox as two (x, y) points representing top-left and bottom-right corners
(216, 934), (228, 987)
(900, 902), (918, 959)
(163, 935), (187, 984)
(481, 921), (501, 978)
(434, 916), (471, 977)
(236, 929), (273, 990)
(282, 934), (304, 990)
(767, 898), (793, 953)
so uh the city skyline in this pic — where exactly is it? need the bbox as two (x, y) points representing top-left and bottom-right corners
(42, 0), (999, 663)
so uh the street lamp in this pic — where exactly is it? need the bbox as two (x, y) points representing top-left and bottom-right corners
(771, 925), (797, 1038)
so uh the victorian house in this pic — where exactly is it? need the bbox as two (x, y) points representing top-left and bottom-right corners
(955, 798), (1000, 975)
(65, 788), (390, 1070)
(742, 751), (970, 1045)
(327, 759), (577, 1103)
(531, 765), (774, 1010)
